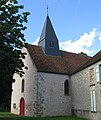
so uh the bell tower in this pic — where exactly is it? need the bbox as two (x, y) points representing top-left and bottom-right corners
(38, 15), (60, 56)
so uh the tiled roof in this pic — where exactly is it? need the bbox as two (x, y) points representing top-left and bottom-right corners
(71, 50), (101, 75)
(27, 44), (91, 75)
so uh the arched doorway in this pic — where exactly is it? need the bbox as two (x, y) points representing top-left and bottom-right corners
(20, 98), (25, 116)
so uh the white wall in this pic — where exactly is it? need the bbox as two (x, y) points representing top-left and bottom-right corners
(11, 48), (38, 116)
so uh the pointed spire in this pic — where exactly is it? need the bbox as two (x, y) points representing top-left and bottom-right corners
(38, 15), (60, 56)
(38, 15), (58, 44)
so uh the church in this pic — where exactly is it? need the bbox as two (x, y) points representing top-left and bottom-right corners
(11, 14), (101, 120)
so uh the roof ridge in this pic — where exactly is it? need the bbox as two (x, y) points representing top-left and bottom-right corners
(28, 44), (91, 59)
(60, 50), (91, 57)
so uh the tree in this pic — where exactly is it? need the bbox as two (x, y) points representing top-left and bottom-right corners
(79, 52), (87, 56)
(0, 0), (30, 111)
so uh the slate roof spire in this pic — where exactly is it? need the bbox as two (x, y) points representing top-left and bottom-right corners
(38, 14), (60, 56)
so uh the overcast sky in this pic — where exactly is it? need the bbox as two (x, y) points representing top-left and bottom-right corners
(18, 0), (101, 56)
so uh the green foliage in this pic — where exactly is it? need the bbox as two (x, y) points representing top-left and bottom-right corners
(79, 52), (88, 56)
(0, 103), (9, 112)
(0, 0), (30, 110)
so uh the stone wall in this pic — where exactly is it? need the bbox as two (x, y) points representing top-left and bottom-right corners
(71, 68), (91, 119)
(36, 72), (72, 116)
(71, 61), (101, 120)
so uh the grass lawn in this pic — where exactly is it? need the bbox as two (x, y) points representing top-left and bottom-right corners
(0, 112), (88, 120)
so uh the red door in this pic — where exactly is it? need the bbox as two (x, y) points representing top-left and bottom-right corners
(20, 98), (25, 116)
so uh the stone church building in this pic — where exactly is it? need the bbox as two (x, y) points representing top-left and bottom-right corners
(11, 15), (101, 120)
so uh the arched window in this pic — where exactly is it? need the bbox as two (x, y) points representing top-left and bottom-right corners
(64, 80), (69, 95)
(21, 79), (24, 93)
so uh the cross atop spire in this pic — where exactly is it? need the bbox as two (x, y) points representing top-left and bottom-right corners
(47, 4), (49, 16)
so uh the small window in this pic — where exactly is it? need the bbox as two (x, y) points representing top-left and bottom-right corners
(13, 103), (16, 108)
(90, 91), (96, 112)
(64, 80), (69, 95)
(49, 41), (55, 47)
(95, 65), (100, 83)
(21, 79), (25, 93)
